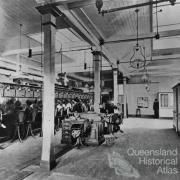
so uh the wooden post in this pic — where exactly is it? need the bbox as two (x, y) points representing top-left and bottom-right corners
(113, 68), (118, 106)
(40, 13), (56, 171)
(92, 51), (101, 113)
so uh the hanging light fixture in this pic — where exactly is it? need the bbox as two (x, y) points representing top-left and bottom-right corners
(155, 0), (160, 39)
(60, 44), (63, 76)
(141, 67), (151, 92)
(15, 23), (23, 77)
(96, 0), (103, 14)
(84, 50), (87, 70)
(145, 83), (150, 92)
(40, 15), (43, 77)
(28, 37), (32, 58)
(169, 0), (176, 5)
(141, 69), (149, 83)
(141, 73), (148, 82)
(19, 24), (22, 49)
(130, 9), (146, 69)
(84, 63), (87, 70)
(57, 44), (69, 86)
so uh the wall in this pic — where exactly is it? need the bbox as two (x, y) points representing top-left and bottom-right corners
(125, 75), (180, 117)
(126, 83), (158, 116)
(157, 76), (180, 92)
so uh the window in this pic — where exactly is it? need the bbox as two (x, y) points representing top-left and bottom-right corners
(160, 94), (168, 107)
(160, 93), (173, 108)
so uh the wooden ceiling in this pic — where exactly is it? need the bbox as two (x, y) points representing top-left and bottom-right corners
(64, 0), (180, 77)
(0, 0), (180, 81)
(0, 0), (40, 52)
(81, 0), (151, 39)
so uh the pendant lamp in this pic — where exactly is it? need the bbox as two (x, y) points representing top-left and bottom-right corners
(28, 38), (32, 58)
(130, 9), (146, 69)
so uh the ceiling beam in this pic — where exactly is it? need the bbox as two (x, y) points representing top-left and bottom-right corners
(68, 0), (95, 9)
(56, 15), (70, 29)
(119, 55), (180, 64)
(100, 0), (174, 14)
(57, 14), (96, 46)
(56, 6), (128, 73)
(128, 70), (180, 76)
(77, 8), (105, 40)
(66, 0), (175, 11)
(36, 3), (129, 74)
(61, 64), (111, 73)
(68, 73), (93, 81)
(152, 48), (180, 56)
(35, 0), (96, 9)
(104, 29), (180, 44)
(35, 0), (176, 12)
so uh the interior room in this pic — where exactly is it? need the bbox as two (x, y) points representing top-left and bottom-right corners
(0, 0), (180, 180)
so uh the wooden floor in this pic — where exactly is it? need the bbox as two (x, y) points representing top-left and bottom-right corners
(0, 118), (179, 180)
(48, 118), (179, 180)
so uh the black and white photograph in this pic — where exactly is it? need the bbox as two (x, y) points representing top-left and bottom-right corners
(0, 0), (180, 179)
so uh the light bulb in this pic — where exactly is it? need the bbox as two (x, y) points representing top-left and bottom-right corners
(96, 0), (103, 13)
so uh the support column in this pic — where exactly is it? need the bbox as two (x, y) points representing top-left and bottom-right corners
(113, 68), (118, 106)
(40, 13), (56, 171)
(92, 51), (101, 113)
(123, 77), (127, 118)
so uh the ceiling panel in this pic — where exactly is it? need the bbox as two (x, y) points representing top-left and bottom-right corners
(72, 0), (152, 75)
(0, 0), (179, 79)
(0, 0), (41, 54)
(81, 0), (151, 39)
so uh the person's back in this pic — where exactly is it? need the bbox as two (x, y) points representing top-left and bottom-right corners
(73, 102), (83, 113)
(105, 102), (114, 114)
(56, 101), (63, 117)
(153, 99), (159, 118)
(24, 107), (32, 122)
(100, 102), (106, 113)
(14, 101), (23, 113)
(24, 100), (32, 123)
(153, 100), (159, 110)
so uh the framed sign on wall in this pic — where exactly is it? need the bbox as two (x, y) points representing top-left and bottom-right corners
(16, 89), (26, 98)
(4, 88), (16, 97)
(137, 97), (149, 108)
(25, 90), (34, 98)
